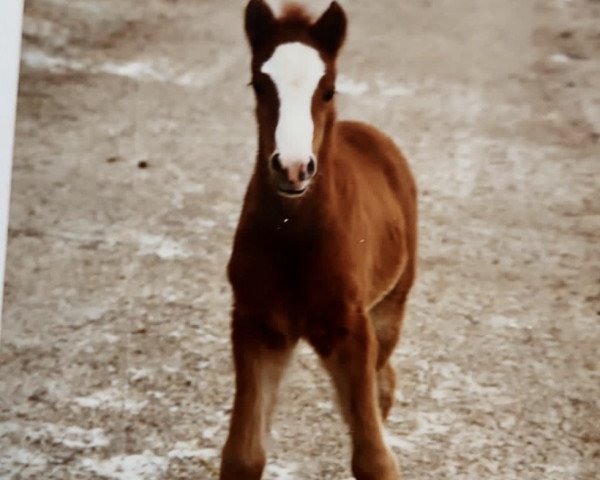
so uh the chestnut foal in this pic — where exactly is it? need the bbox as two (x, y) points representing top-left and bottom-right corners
(220, 2), (417, 479)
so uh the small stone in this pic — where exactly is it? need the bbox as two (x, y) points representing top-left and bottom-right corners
(558, 30), (573, 39)
(27, 387), (47, 402)
(137, 160), (149, 169)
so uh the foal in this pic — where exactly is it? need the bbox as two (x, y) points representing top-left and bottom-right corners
(220, 2), (417, 479)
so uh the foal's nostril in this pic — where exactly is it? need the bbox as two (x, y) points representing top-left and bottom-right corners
(307, 157), (316, 176)
(270, 153), (283, 173)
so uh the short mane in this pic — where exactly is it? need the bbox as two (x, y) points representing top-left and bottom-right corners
(279, 3), (314, 24)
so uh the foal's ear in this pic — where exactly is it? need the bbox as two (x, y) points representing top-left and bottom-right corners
(310, 1), (347, 57)
(245, 0), (276, 50)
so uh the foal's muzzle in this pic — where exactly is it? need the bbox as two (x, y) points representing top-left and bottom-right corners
(269, 153), (317, 197)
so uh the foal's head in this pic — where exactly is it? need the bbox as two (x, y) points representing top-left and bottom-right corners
(245, 0), (347, 197)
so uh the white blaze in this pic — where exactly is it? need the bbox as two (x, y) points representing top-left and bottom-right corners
(261, 42), (325, 166)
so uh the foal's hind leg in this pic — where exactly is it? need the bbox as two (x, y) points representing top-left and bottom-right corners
(319, 309), (400, 480)
(376, 361), (397, 421)
(370, 281), (411, 420)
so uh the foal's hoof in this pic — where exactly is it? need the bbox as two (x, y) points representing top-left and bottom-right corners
(352, 451), (401, 480)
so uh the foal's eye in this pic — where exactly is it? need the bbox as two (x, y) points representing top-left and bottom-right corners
(323, 88), (335, 102)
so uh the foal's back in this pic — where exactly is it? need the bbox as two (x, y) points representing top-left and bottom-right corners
(328, 120), (417, 307)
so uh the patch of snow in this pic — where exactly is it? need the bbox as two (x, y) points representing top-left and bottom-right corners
(199, 332), (229, 345)
(394, 389), (408, 404)
(383, 430), (414, 451)
(128, 368), (152, 382)
(488, 315), (519, 328)
(380, 85), (414, 97)
(21, 48), (84, 71)
(182, 50), (243, 89)
(97, 61), (165, 81)
(147, 391), (165, 399)
(73, 388), (148, 414)
(21, 45), (242, 89)
(162, 365), (179, 374)
(412, 411), (451, 436)
(0, 447), (48, 475)
(435, 362), (462, 380)
(137, 233), (191, 259)
(542, 463), (579, 475)
(167, 329), (183, 339)
(201, 411), (229, 440)
(56, 426), (110, 449)
(167, 442), (217, 460)
(22, 48), (163, 82)
(5, 448), (47, 465)
(316, 400), (333, 410)
(196, 218), (217, 229)
(81, 304), (110, 321)
(264, 461), (300, 480)
(103, 333), (120, 343)
(22, 17), (69, 48)
(550, 53), (570, 63)
(452, 141), (479, 198)
(0, 421), (20, 436)
(80, 451), (167, 480)
(1, 422), (109, 450)
(336, 75), (369, 96)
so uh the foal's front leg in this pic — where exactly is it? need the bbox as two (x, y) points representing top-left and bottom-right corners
(320, 311), (400, 480)
(220, 313), (295, 480)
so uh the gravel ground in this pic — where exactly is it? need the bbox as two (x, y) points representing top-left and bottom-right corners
(1, 0), (599, 479)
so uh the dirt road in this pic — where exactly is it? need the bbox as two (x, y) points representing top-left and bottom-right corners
(1, 0), (599, 478)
